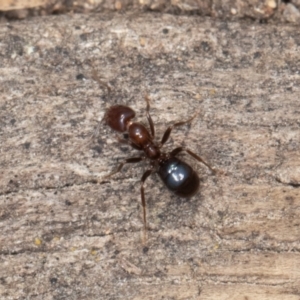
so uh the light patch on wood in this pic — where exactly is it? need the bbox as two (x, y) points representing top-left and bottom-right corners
(0, 0), (47, 11)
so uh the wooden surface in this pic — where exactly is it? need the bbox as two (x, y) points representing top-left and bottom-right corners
(0, 13), (300, 299)
(1, 0), (300, 24)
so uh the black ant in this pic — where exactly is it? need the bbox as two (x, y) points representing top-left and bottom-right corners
(103, 96), (216, 231)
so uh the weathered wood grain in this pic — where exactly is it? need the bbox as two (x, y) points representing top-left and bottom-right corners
(0, 13), (300, 299)
(1, 0), (298, 25)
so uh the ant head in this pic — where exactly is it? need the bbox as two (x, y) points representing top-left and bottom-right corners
(104, 105), (135, 132)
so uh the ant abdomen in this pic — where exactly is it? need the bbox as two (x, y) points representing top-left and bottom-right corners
(158, 157), (200, 198)
(105, 105), (135, 132)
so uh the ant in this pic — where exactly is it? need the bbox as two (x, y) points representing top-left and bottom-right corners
(103, 96), (216, 231)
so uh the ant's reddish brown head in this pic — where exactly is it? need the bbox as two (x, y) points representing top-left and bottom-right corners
(104, 105), (135, 132)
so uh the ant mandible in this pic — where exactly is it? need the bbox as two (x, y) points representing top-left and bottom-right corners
(103, 96), (216, 230)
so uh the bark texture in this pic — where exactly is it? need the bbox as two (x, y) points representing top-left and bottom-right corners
(0, 13), (300, 299)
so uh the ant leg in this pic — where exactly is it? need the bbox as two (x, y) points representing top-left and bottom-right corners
(160, 112), (198, 146)
(145, 95), (155, 138)
(140, 168), (154, 231)
(170, 147), (216, 174)
(102, 157), (144, 181)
